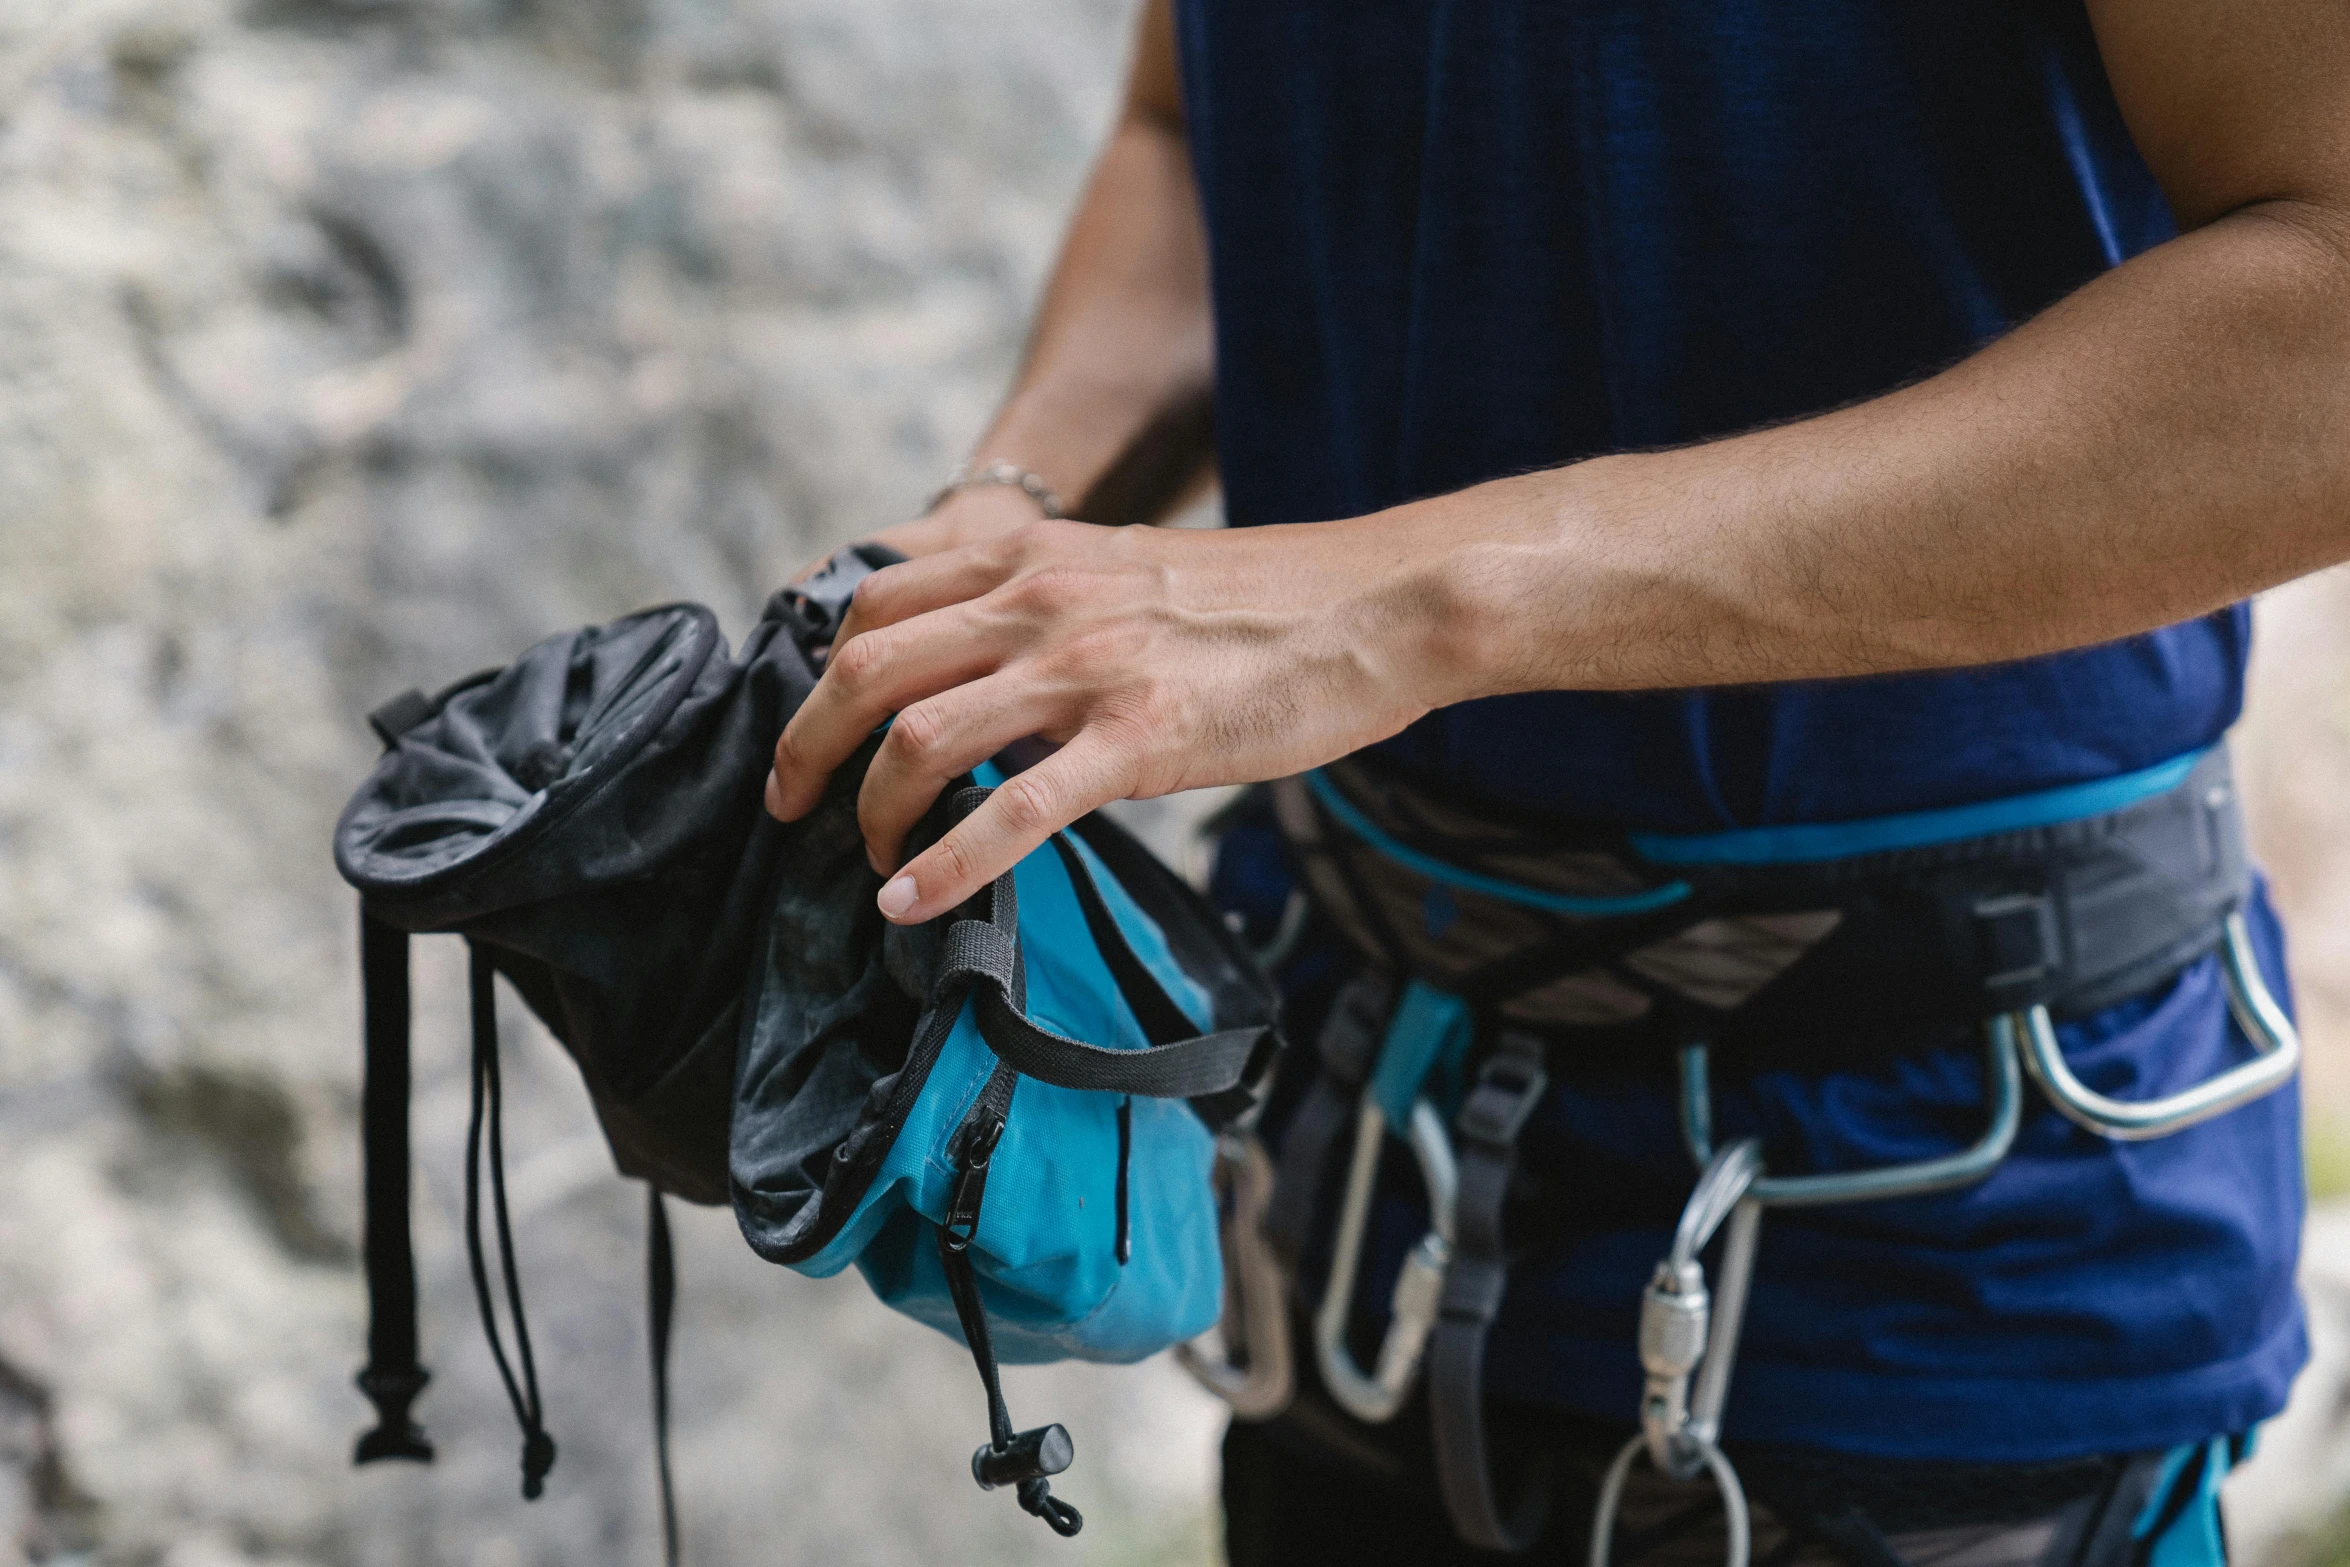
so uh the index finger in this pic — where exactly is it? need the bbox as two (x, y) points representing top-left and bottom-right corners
(765, 606), (1000, 821)
(875, 736), (1133, 923)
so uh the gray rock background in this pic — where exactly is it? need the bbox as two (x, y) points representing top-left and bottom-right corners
(2, 2), (2348, 1563)
(0, 2), (1225, 1563)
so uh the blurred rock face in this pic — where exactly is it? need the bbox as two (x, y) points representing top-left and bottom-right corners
(0, 1), (1226, 1563)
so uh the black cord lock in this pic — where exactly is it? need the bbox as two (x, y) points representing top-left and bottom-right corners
(972, 1423), (1074, 1491)
(353, 1363), (435, 1465)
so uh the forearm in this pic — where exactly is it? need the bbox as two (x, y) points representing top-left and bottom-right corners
(1412, 200), (2350, 699)
(975, 111), (1215, 527)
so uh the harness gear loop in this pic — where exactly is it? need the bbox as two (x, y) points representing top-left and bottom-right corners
(1177, 1131), (1297, 1419)
(1313, 1096), (1458, 1423)
(2019, 912), (2298, 1141)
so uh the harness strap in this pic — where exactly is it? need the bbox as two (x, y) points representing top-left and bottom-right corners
(646, 1188), (680, 1567)
(1430, 1032), (1554, 1552)
(464, 946), (557, 1500)
(1264, 971), (1396, 1266)
(354, 910), (433, 1465)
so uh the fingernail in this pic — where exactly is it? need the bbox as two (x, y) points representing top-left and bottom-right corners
(877, 874), (918, 921)
(763, 772), (785, 820)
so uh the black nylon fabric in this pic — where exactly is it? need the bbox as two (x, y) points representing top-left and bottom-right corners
(335, 545), (897, 1203)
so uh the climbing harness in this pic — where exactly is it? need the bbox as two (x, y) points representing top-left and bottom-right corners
(1221, 742), (2297, 1556)
(1588, 911), (2297, 1567)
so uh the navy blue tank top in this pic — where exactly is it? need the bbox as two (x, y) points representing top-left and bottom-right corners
(1180, 0), (2302, 1459)
(1176, 0), (2246, 829)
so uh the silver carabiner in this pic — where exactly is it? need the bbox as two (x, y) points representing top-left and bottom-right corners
(1593, 1139), (1764, 1567)
(1617, 1016), (2026, 1567)
(1590, 1428), (1752, 1567)
(2017, 911), (2299, 1141)
(1177, 1131), (1296, 1420)
(1637, 1140), (1763, 1475)
(1314, 1095), (1459, 1423)
(1679, 1020), (2024, 1207)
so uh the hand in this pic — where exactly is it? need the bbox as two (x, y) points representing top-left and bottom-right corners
(790, 485), (1048, 586)
(762, 513), (1464, 923)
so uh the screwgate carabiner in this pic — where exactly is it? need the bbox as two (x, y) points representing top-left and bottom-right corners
(1314, 1095), (1459, 1423)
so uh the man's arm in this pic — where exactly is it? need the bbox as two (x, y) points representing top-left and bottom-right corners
(1431, 0), (2350, 694)
(859, 0), (1213, 560)
(774, 0), (2350, 924)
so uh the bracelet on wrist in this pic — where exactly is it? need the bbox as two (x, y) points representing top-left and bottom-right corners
(926, 459), (1065, 520)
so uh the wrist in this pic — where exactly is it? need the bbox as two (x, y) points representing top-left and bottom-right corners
(1357, 498), (1522, 714)
(872, 485), (1049, 559)
(929, 458), (1066, 521)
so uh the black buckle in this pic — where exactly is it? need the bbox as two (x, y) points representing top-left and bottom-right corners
(1974, 890), (2061, 999)
(1457, 1041), (1549, 1151)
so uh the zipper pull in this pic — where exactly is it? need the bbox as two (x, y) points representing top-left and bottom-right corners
(943, 1113), (1005, 1254)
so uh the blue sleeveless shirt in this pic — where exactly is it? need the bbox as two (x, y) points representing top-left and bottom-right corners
(1179, 0), (2304, 1457)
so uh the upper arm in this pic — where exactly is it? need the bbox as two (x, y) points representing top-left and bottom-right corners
(2087, 0), (2350, 231)
(1125, 0), (1184, 133)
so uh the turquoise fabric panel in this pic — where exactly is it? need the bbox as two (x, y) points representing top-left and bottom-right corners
(792, 806), (1224, 1364)
(2134, 1430), (2251, 1567)
(1369, 980), (1473, 1134)
(1629, 747), (2208, 867)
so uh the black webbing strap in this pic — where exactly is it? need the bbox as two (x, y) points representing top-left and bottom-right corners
(970, 982), (1269, 1098)
(936, 1068), (1083, 1538)
(646, 1187), (680, 1567)
(464, 946), (558, 1501)
(925, 833), (1273, 1103)
(1263, 970), (1395, 1266)
(1046, 835), (1202, 1046)
(1430, 1032), (1554, 1553)
(1047, 831), (1277, 1125)
(355, 909), (433, 1465)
